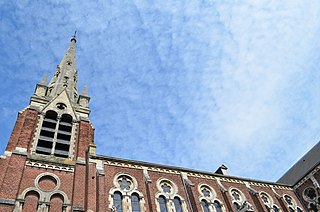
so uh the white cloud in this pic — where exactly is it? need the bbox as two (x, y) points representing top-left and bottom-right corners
(0, 0), (320, 181)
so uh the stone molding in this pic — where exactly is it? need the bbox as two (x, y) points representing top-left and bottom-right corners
(26, 160), (74, 172)
(0, 198), (15, 205)
(293, 164), (320, 189)
(103, 159), (293, 190)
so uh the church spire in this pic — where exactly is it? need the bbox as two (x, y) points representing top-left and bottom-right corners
(47, 35), (78, 103)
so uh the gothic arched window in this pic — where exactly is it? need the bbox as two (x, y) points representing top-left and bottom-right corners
(201, 200), (209, 212)
(131, 193), (140, 212)
(297, 207), (303, 212)
(159, 195), (168, 212)
(259, 192), (274, 211)
(214, 200), (223, 212)
(113, 192), (123, 212)
(174, 197), (182, 212)
(233, 202), (240, 212)
(109, 173), (145, 212)
(36, 110), (57, 155)
(55, 114), (72, 157)
(156, 178), (187, 212)
(273, 205), (279, 212)
(36, 111), (73, 158)
(198, 184), (224, 212)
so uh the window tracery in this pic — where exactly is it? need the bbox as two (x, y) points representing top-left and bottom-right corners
(109, 173), (145, 212)
(259, 192), (274, 211)
(283, 194), (303, 212)
(198, 184), (224, 212)
(229, 188), (253, 212)
(303, 186), (320, 211)
(155, 178), (188, 212)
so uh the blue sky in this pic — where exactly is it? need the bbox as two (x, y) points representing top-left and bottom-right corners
(1, 0), (320, 182)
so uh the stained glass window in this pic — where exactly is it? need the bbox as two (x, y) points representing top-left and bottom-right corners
(173, 197), (182, 212)
(201, 200), (209, 212)
(201, 187), (211, 198)
(159, 196), (167, 212)
(233, 202), (240, 212)
(304, 187), (317, 200)
(113, 192), (123, 212)
(131, 193), (140, 212)
(284, 195), (293, 206)
(214, 200), (222, 212)
(232, 190), (241, 201)
(119, 177), (131, 190)
(161, 184), (171, 194)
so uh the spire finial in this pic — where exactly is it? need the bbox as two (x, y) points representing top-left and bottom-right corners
(71, 31), (77, 43)
(40, 74), (48, 85)
(81, 84), (89, 96)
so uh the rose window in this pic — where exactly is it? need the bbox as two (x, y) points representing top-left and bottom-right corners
(118, 176), (132, 191)
(284, 195), (293, 206)
(232, 190), (241, 201)
(161, 183), (171, 194)
(304, 187), (317, 200)
(201, 187), (211, 198)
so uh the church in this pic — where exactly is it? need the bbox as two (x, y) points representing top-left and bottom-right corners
(0, 36), (319, 212)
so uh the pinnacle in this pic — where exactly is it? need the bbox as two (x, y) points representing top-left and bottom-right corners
(81, 84), (89, 96)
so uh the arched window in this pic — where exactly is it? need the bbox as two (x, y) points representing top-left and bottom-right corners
(36, 111), (73, 158)
(55, 114), (72, 157)
(198, 184), (224, 212)
(233, 202), (240, 212)
(273, 205), (279, 212)
(201, 200), (209, 212)
(297, 207), (303, 212)
(159, 196), (167, 212)
(174, 197), (182, 212)
(110, 174), (145, 212)
(214, 200), (223, 212)
(131, 193), (140, 212)
(113, 192), (123, 212)
(289, 207), (294, 212)
(36, 111), (57, 155)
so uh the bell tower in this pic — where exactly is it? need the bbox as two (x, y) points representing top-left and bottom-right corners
(0, 36), (95, 212)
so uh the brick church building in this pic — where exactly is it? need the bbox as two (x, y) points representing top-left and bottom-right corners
(0, 36), (319, 211)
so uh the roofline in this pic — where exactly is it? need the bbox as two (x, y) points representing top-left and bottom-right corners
(279, 160), (320, 185)
(91, 154), (293, 187)
(277, 141), (320, 185)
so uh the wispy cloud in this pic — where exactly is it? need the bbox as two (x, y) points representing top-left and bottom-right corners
(0, 0), (320, 181)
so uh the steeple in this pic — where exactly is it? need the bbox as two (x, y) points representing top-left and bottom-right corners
(47, 35), (78, 103)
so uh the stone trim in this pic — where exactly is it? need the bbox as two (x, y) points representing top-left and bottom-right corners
(102, 159), (293, 190)
(294, 164), (320, 189)
(26, 160), (74, 172)
(0, 198), (15, 205)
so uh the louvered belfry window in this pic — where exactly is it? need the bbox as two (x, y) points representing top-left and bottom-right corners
(36, 110), (72, 158)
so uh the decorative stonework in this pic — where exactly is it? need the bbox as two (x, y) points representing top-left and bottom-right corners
(155, 178), (188, 212)
(103, 160), (294, 191)
(26, 160), (74, 172)
(198, 184), (225, 212)
(294, 165), (320, 189)
(229, 187), (254, 211)
(14, 173), (70, 212)
(108, 173), (146, 212)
